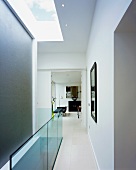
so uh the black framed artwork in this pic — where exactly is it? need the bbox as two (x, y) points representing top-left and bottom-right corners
(90, 62), (97, 123)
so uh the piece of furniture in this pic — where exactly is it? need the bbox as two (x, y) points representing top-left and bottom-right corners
(54, 107), (67, 116)
(68, 101), (81, 112)
(77, 106), (81, 118)
(54, 108), (63, 113)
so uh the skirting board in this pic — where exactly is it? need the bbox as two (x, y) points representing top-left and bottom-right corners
(88, 132), (100, 170)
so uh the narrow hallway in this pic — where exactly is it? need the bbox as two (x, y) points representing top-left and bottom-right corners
(54, 113), (98, 170)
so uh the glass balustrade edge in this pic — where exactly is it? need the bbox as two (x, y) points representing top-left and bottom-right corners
(52, 138), (63, 170)
(10, 112), (63, 170)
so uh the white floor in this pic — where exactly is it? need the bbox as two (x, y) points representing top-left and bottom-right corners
(53, 113), (98, 170)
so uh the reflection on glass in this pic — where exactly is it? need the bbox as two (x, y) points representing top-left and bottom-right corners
(11, 125), (48, 170)
(90, 62), (97, 123)
(10, 113), (63, 170)
(48, 115), (58, 170)
(58, 113), (62, 147)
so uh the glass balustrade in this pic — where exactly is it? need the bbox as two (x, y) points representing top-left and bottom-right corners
(10, 112), (63, 170)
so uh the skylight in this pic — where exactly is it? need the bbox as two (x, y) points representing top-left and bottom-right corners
(24, 0), (57, 21)
(7, 0), (63, 41)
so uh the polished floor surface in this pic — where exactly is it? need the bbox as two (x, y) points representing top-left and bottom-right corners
(53, 113), (98, 170)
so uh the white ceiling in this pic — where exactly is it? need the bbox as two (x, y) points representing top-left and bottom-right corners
(41, 0), (96, 84)
(52, 71), (81, 84)
(38, 0), (96, 53)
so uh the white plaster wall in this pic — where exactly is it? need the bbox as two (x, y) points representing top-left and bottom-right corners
(86, 0), (132, 169)
(81, 70), (87, 127)
(114, 32), (136, 169)
(36, 71), (52, 130)
(32, 39), (37, 134)
(38, 53), (86, 70)
(51, 81), (56, 111)
(37, 71), (51, 108)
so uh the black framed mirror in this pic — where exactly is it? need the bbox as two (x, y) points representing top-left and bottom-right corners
(90, 62), (97, 123)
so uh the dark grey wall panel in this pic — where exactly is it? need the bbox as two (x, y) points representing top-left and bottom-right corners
(0, 0), (32, 168)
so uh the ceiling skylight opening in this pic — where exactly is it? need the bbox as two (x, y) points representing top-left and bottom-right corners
(24, 0), (57, 21)
(7, 0), (63, 41)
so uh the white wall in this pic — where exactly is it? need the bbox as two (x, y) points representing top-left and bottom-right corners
(32, 39), (37, 134)
(81, 70), (87, 127)
(36, 71), (52, 130)
(38, 53), (86, 70)
(114, 32), (136, 169)
(51, 81), (56, 110)
(37, 71), (51, 108)
(86, 0), (132, 169)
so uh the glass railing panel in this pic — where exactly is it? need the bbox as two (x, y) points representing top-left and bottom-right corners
(58, 112), (63, 148)
(10, 123), (48, 170)
(47, 114), (58, 170)
(10, 112), (63, 170)
(40, 125), (48, 170)
(36, 108), (52, 131)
